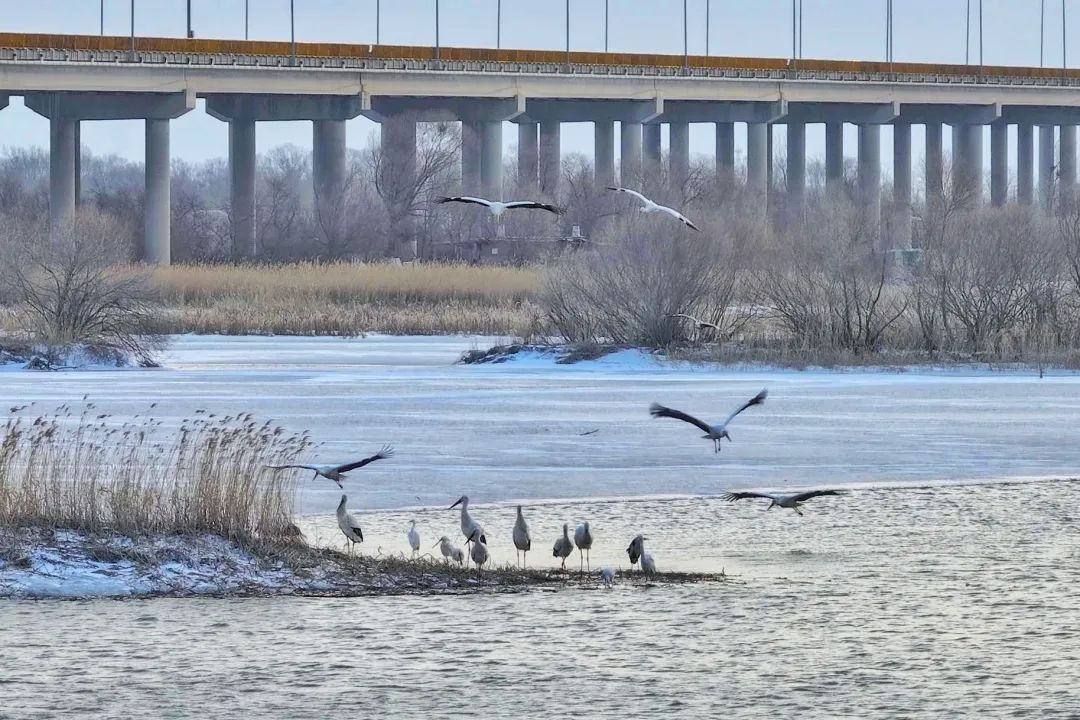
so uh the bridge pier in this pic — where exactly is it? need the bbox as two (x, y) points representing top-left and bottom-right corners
(825, 121), (844, 192)
(952, 124), (983, 206)
(669, 121), (690, 192)
(539, 121), (560, 195)
(990, 120), (1008, 207)
(480, 120), (503, 200)
(144, 119), (171, 265)
(858, 123), (881, 225)
(643, 123), (662, 182)
(746, 122), (769, 207)
(228, 119), (257, 259)
(48, 115), (78, 239)
(893, 122), (912, 250)
(620, 121), (642, 187)
(517, 122), (538, 191)
(1039, 125), (1056, 211)
(715, 122), (735, 187)
(786, 122), (806, 218)
(1059, 125), (1076, 211)
(313, 119), (347, 246)
(925, 122), (944, 207)
(594, 120), (615, 186)
(1017, 123), (1034, 205)
(461, 120), (482, 194)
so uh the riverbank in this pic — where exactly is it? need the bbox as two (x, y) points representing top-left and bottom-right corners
(0, 528), (721, 599)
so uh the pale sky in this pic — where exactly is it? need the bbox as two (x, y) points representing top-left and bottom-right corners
(0, 1), (1069, 183)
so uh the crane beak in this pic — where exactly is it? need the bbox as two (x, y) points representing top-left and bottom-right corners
(431, 541), (441, 549)
(449, 497), (463, 510)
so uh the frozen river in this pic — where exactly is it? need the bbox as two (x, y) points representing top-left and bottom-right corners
(2, 335), (1079, 718)
(1, 334), (1078, 514)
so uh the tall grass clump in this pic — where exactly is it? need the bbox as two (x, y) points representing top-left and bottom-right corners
(0, 404), (312, 543)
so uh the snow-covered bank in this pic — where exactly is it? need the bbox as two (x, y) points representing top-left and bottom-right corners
(0, 529), (717, 599)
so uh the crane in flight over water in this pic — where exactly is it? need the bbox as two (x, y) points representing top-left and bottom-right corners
(336, 495), (364, 554)
(437, 196), (563, 218)
(267, 445), (393, 487)
(722, 489), (845, 516)
(649, 388), (768, 453)
(605, 187), (700, 231)
(513, 506), (532, 568)
(449, 495), (487, 566)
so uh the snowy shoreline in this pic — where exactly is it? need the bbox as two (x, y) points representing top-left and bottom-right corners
(0, 529), (721, 600)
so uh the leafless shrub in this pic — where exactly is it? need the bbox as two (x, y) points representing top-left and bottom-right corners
(0, 210), (164, 365)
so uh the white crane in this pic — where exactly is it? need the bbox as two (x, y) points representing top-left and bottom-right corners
(336, 495), (363, 554)
(626, 534), (645, 571)
(574, 522), (594, 573)
(605, 186), (700, 231)
(433, 536), (465, 566)
(437, 196), (563, 217)
(649, 388), (768, 453)
(466, 529), (489, 580)
(641, 552), (657, 576)
(267, 445), (393, 488)
(600, 566), (616, 588)
(722, 489), (844, 516)
(552, 523), (575, 570)
(513, 505), (532, 568)
(406, 520), (421, 558)
(669, 312), (721, 333)
(449, 495), (486, 566)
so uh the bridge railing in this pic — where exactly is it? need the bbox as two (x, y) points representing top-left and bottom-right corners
(1, 31), (1079, 88)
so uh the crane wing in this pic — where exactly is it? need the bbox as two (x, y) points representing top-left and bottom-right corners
(721, 491), (776, 502)
(605, 186), (650, 205)
(789, 489), (844, 503)
(722, 388), (768, 427)
(504, 201), (564, 214)
(649, 403), (714, 434)
(266, 464), (315, 472)
(658, 204), (701, 231)
(438, 196), (492, 208)
(335, 445), (394, 473)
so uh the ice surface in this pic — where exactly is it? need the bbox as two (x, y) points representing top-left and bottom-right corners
(1, 334), (1078, 515)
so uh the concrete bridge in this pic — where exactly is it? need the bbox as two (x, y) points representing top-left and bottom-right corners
(3, 32), (1080, 263)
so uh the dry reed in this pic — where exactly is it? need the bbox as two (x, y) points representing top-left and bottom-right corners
(137, 262), (541, 336)
(0, 403), (312, 542)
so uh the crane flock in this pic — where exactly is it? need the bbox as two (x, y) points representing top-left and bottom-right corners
(269, 386), (846, 584)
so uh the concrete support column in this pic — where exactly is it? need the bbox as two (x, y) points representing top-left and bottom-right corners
(989, 121), (1008, 207)
(1059, 125), (1076, 211)
(952, 124), (983, 206)
(786, 122), (806, 217)
(669, 121), (690, 191)
(594, 120), (615, 186)
(925, 122), (943, 206)
(825, 121), (844, 192)
(715, 122), (735, 187)
(381, 115), (417, 258)
(1017, 123), (1034, 205)
(858, 124), (882, 223)
(229, 118), (257, 259)
(461, 120), (482, 194)
(49, 115), (77, 237)
(893, 122), (912, 250)
(74, 121), (82, 207)
(480, 120), (503, 200)
(539, 121), (560, 195)
(746, 122), (769, 201)
(1039, 125), (1056, 211)
(144, 119), (171, 265)
(517, 122), (538, 191)
(620, 121), (642, 186)
(643, 123), (662, 180)
(313, 119), (346, 213)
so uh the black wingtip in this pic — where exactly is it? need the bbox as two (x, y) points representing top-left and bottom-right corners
(648, 402), (665, 418)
